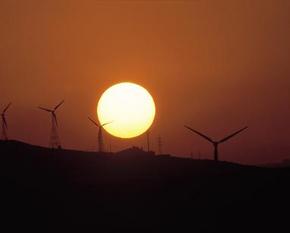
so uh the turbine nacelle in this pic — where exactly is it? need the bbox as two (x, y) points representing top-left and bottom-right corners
(184, 125), (248, 144)
(88, 117), (112, 128)
(38, 100), (64, 128)
(185, 125), (248, 161)
(38, 100), (64, 148)
(88, 117), (112, 153)
(38, 100), (64, 114)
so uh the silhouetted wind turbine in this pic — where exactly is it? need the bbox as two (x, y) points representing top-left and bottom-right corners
(38, 100), (64, 149)
(88, 117), (112, 153)
(184, 125), (248, 161)
(1, 103), (12, 140)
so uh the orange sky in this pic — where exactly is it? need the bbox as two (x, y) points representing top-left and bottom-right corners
(1, 0), (290, 164)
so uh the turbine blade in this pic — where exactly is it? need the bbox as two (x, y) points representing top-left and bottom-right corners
(102, 121), (113, 127)
(219, 126), (248, 143)
(54, 100), (64, 110)
(38, 106), (52, 112)
(184, 125), (214, 143)
(3, 102), (12, 114)
(2, 116), (8, 129)
(88, 117), (99, 127)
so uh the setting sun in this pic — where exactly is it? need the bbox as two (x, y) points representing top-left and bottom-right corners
(97, 82), (156, 138)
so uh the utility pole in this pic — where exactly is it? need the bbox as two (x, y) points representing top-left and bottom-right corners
(158, 135), (163, 155)
(146, 130), (150, 152)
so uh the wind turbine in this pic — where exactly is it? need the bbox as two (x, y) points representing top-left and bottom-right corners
(38, 100), (64, 149)
(1, 103), (12, 140)
(88, 117), (112, 153)
(184, 125), (248, 161)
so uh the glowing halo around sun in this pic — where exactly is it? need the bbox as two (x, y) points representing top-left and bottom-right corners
(97, 82), (156, 138)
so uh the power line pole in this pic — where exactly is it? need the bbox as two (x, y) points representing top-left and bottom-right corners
(146, 130), (150, 152)
(158, 135), (163, 154)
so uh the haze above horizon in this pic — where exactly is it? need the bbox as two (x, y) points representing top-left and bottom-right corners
(1, 0), (290, 164)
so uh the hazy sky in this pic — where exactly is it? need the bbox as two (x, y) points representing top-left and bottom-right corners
(1, 0), (290, 164)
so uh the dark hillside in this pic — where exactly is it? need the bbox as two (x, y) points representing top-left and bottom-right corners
(0, 140), (289, 232)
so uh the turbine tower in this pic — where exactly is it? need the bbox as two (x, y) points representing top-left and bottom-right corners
(88, 117), (112, 153)
(184, 125), (248, 161)
(157, 135), (163, 154)
(38, 100), (64, 149)
(1, 103), (12, 141)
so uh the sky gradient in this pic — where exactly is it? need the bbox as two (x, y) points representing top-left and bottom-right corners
(1, 0), (290, 164)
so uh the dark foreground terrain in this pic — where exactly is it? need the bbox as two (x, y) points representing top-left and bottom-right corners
(1, 140), (290, 232)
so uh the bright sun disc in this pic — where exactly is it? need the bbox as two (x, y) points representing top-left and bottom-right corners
(97, 82), (156, 138)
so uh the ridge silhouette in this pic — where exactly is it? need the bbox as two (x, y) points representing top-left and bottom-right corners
(0, 140), (289, 231)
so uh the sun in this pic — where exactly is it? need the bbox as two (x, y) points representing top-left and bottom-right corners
(97, 82), (156, 138)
